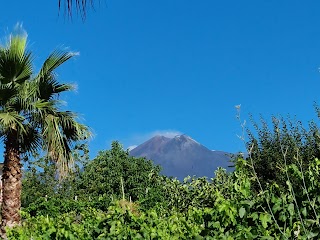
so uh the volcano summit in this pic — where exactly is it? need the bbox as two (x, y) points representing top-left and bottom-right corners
(130, 134), (232, 180)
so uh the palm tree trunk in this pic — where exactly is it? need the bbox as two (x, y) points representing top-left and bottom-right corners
(0, 130), (22, 238)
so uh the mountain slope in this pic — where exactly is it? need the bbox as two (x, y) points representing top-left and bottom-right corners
(130, 134), (232, 180)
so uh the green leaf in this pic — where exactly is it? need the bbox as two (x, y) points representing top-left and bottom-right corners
(239, 207), (246, 219)
(259, 213), (272, 229)
(301, 207), (307, 217)
(306, 231), (319, 238)
(250, 212), (259, 221)
(288, 203), (294, 216)
(260, 236), (274, 240)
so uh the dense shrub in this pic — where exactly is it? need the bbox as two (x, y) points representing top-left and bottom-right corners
(77, 141), (165, 209)
(246, 112), (320, 191)
(22, 141), (165, 216)
(22, 143), (89, 208)
(12, 157), (320, 239)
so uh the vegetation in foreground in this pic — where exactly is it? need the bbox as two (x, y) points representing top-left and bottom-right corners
(7, 113), (320, 239)
(1, 25), (320, 240)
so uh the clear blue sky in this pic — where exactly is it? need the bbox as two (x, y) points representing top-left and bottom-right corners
(2, 1), (320, 156)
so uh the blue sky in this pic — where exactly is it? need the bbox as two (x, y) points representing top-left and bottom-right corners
(2, 1), (320, 156)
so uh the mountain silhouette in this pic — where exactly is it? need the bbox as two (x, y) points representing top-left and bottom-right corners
(130, 134), (232, 180)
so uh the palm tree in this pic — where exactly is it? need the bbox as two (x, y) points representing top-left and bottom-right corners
(59, 0), (95, 19)
(0, 30), (90, 236)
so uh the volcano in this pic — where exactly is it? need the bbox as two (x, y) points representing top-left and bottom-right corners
(130, 134), (232, 180)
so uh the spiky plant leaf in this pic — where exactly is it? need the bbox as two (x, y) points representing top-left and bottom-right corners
(35, 50), (76, 100)
(0, 112), (26, 133)
(0, 35), (33, 85)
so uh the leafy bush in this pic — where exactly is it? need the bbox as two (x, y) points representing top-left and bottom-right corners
(246, 113), (320, 190)
(22, 143), (89, 208)
(22, 141), (165, 216)
(77, 141), (165, 209)
(13, 156), (320, 239)
(7, 208), (106, 240)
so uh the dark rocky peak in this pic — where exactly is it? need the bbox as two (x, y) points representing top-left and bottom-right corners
(174, 134), (194, 141)
(171, 134), (200, 144)
(130, 135), (170, 155)
(130, 133), (232, 180)
(152, 135), (170, 142)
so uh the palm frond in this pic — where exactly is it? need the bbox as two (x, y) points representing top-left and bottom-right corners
(0, 111), (26, 133)
(35, 50), (76, 100)
(0, 35), (33, 85)
(39, 50), (76, 75)
(37, 76), (75, 100)
(1, 82), (37, 114)
(41, 110), (91, 178)
(0, 83), (16, 105)
(58, 0), (95, 19)
(42, 113), (74, 177)
(60, 112), (91, 142)
(19, 124), (42, 156)
(33, 99), (59, 111)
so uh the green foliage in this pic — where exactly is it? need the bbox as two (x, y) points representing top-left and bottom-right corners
(7, 208), (106, 240)
(22, 141), (164, 217)
(8, 201), (205, 240)
(22, 143), (89, 209)
(246, 113), (320, 190)
(78, 141), (164, 209)
(14, 156), (320, 239)
(16, 112), (320, 239)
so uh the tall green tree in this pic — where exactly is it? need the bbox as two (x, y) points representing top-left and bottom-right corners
(0, 29), (90, 236)
(78, 141), (163, 209)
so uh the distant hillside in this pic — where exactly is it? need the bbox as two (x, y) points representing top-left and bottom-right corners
(130, 134), (232, 180)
